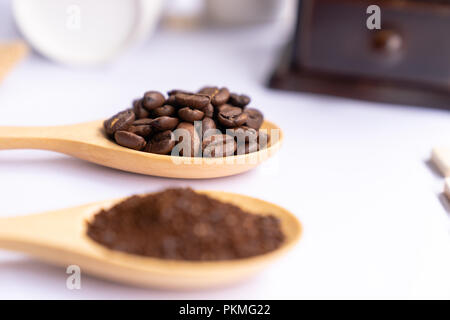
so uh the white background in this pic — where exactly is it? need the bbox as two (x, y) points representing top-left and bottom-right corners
(1, 1), (450, 299)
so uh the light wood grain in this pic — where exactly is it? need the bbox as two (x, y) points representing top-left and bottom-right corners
(0, 120), (283, 179)
(0, 41), (28, 83)
(0, 191), (302, 289)
(445, 178), (450, 200)
(431, 147), (450, 177)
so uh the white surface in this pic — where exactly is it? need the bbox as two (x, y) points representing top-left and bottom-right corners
(1, 2), (450, 299)
(12, 0), (163, 65)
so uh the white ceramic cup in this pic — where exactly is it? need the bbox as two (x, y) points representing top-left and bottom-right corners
(12, 0), (163, 66)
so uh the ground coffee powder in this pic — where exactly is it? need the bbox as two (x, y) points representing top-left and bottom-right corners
(87, 188), (285, 261)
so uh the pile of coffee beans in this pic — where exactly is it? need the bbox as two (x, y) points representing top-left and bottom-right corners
(87, 188), (285, 261)
(103, 87), (268, 156)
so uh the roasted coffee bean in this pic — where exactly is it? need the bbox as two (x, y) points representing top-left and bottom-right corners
(201, 117), (217, 136)
(150, 116), (179, 131)
(258, 130), (270, 149)
(227, 126), (258, 143)
(165, 95), (177, 106)
(230, 126), (258, 155)
(104, 109), (135, 136)
(106, 87), (267, 155)
(146, 130), (175, 155)
(167, 89), (192, 96)
(152, 104), (176, 117)
(244, 141), (259, 154)
(202, 134), (236, 157)
(175, 93), (210, 110)
(198, 86), (219, 98)
(143, 91), (165, 110)
(129, 125), (152, 138)
(217, 104), (248, 128)
(211, 87), (230, 106)
(202, 103), (214, 118)
(234, 141), (258, 155)
(133, 99), (150, 119)
(178, 107), (204, 122)
(175, 122), (200, 157)
(114, 130), (146, 150)
(245, 108), (264, 130)
(133, 118), (153, 126)
(229, 93), (251, 108)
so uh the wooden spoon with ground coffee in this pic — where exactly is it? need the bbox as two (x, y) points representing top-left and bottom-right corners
(0, 188), (301, 289)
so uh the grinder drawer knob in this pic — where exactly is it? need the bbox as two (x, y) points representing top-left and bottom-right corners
(372, 29), (403, 54)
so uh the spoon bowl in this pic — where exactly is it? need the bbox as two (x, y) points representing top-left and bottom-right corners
(0, 190), (301, 289)
(0, 120), (283, 179)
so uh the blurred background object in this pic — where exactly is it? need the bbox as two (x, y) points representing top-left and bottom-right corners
(204, 0), (290, 26)
(153, 0), (296, 29)
(0, 40), (28, 83)
(270, 0), (450, 109)
(11, 0), (296, 66)
(10, 0), (449, 108)
(162, 0), (204, 29)
(12, 0), (163, 65)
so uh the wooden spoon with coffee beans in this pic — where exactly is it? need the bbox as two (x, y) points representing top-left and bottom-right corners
(0, 191), (301, 289)
(0, 120), (282, 178)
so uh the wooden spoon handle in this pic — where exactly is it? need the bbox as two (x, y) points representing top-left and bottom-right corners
(0, 125), (70, 150)
(0, 121), (115, 169)
(0, 216), (62, 260)
(0, 212), (65, 250)
(0, 216), (32, 249)
(432, 147), (450, 177)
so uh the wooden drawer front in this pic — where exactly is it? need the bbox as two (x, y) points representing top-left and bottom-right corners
(297, 0), (450, 88)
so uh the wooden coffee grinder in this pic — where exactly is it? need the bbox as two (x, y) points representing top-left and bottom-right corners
(269, 0), (450, 109)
